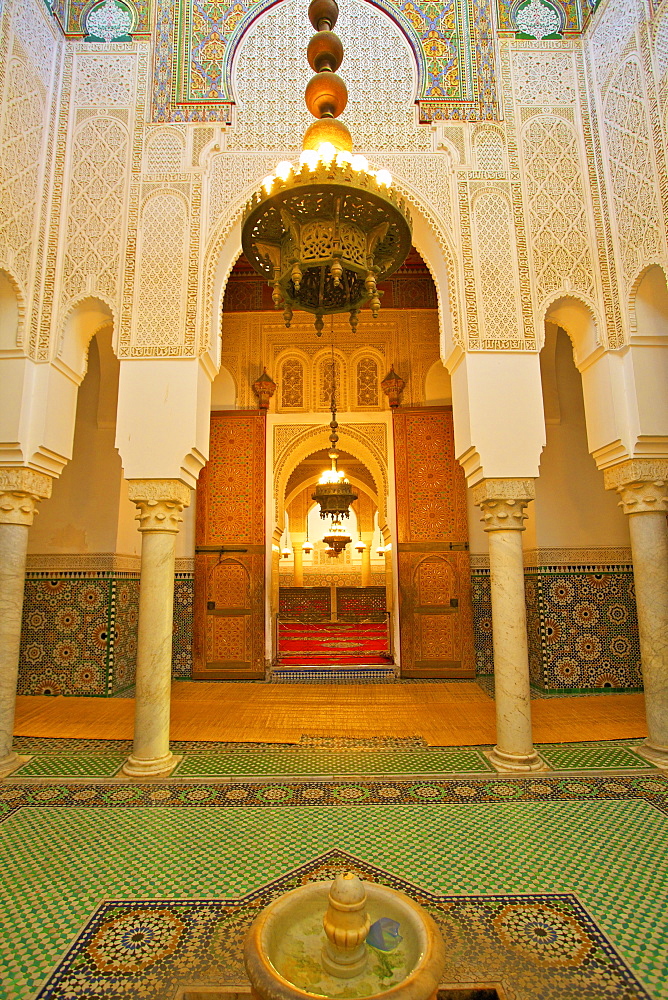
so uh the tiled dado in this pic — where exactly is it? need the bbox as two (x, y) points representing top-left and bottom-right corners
(19, 571), (194, 696)
(471, 562), (641, 693)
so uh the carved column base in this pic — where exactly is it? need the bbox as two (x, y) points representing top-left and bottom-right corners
(487, 746), (545, 773)
(634, 740), (668, 770)
(122, 750), (178, 778)
(0, 750), (21, 777)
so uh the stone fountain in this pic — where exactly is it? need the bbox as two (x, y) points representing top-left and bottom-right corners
(244, 872), (446, 1000)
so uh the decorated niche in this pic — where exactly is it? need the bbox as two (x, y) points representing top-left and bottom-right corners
(84, 0), (136, 42)
(512, 0), (564, 39)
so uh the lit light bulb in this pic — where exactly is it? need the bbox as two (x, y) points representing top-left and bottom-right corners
(317, 141), (337, 163)
(275, 160), (293, 181)
(375, 169), (392, 187)
(299, 149), (319, 171)
(351, 154), (369, 172)
(336, 150), (353, 168)
(262, 174), (275, 194)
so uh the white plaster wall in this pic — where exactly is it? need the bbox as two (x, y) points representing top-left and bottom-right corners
(28, 336), (133, 554)
(528, 328), (629, 548)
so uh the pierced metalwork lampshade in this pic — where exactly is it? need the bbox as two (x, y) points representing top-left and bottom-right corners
(311, 410), (357, 519)
(323, 518), (352, 556)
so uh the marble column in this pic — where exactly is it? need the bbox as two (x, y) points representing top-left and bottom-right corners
(360, 533), (372, 587)
(605, 460), (668, 768)
(0, 469), (52, 776)
(472, 479), (543, 772)
(292, 544), (304, 587)
(122, 479), (190, 778)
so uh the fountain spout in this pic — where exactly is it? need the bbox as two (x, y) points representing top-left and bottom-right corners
(322, 872), (371, 978)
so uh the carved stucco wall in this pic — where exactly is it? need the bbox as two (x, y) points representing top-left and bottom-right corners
(0, 0), (60, 354)
(3, 0), (668, 367)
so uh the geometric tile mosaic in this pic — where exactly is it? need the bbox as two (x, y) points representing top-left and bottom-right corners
(19, 574), (194, 696)
(525, 569), (642, 693)
(174, 747), (494, 778)
(4, 738), (664, 783)
(35, 857), (652, 999)
(538, 742), (648, 772)
(6, 740), (658, 780)
(14, 754), (125, 778)
(472, 568), (642, 694)
(2, 781), (667, 999)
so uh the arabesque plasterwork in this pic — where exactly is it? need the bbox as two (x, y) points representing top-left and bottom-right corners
(1, 0), (668, 369)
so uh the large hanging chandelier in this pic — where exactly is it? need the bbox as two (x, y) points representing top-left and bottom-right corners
(241, 0), (413, 335)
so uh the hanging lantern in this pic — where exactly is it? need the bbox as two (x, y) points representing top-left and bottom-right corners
(323, 517), (352, 556)
(312, 398), (357, 518)
(240, 0), (412, 336)
(381, 366), (406, 408)
(252, 368), (277, 410)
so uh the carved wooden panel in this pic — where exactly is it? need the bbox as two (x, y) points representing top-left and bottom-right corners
(194, 411), (265, 678)
(393, 409), (475, 678)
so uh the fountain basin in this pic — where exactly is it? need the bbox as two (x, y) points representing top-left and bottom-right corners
(244, 880), (445, 1000)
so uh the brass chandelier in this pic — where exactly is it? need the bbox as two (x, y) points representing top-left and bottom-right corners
(241, 0), (413, 334)
(311, 376), (357, 522)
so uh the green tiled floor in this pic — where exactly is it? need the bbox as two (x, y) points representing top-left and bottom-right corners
(6, 740), (658, 780)
(539, 742), (648, 771)
(174, 747), (493, 777)
(1, 785), (667, 999)
(15, 754), (125, 778)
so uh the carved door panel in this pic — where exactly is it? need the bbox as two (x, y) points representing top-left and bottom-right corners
(194, 411), (266, 679)
(394, 408), (475, 678)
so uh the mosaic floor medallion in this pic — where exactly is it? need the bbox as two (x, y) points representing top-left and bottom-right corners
(35, 852), (650, 1000)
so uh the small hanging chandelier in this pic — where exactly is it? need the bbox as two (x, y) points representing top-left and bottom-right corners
(240, 0), (412, 335)
(312, 358), (357, 521)
(323, 517), (352, 556)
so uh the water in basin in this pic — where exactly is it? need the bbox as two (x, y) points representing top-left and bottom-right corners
(268, 895), (422, 998)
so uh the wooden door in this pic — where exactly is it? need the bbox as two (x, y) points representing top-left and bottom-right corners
(393, 408), (475, 678)
(193, 411), (266, 679)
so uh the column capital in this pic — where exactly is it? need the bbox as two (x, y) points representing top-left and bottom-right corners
(471, 478), (535, 532)
(604, 459), (668, 515)
(0, 468), (52, 526)
(127, 478), (191, 533)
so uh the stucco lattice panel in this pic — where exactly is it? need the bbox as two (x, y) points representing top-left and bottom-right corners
(357, 358), (379, 407)
(369, 154), (453, 228)
(654, 6), (668, 74)
(604, 60), (664, 291)
(0, 58), (45, 289)
(512, 51), (576, 105)
(227, 0), (429, 152)
(522, 117), (595, 304)
(62, 118), (129, 303)
(471, 190), (523, 345)
(73, 53), (135, 107)
(207, 153), (277, 236)
(319, 358), (343, 409)
(133, 193), (188, 352)
(474, 130), (505, 171)
(588, 0), (638, 89)
(280, 358), (304, 408)
(145, 130), (184, 172)
(11, 0), (58, 89)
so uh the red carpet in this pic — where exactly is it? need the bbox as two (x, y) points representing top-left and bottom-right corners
(278, 621), (392, 666)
